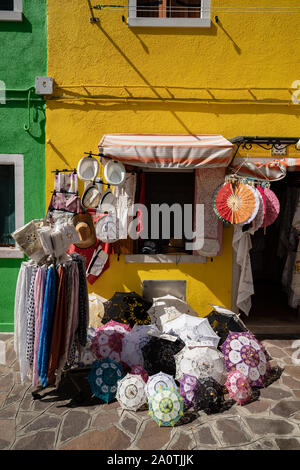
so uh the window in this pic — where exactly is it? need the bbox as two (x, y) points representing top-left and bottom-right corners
(0, 0), (22, 22)
(128, 0), (210, 27)
(143, 170), (195, 254)
(0, 154), (24, 258)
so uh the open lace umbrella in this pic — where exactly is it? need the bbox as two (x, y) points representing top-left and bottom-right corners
(142, 336), (185, 377)
(174, 344), (226, 385)
(91, 320), (131, 365)
(221, 331), (271, 388)
(148, 294), (198, 330)
(145, 372), (177, 399)
(149, 387), (184, 427)
(121, 324), (159, 368)
(225, 370), (252, 405)
(88, 358), (125, 403)
(179, 374), (199, 409)
(130, 365), (149, 383)
(205, 305), (248, 346)
(116, 373), (147, 411)
(193, 377), (225, 414)
(102, 291), (152, 327)
(162, 314), (220, 348)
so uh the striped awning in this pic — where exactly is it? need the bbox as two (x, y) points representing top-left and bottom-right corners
(230, 156), (300, 181)
(99, 134), (234, 169)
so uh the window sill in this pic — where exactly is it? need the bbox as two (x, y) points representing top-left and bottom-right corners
(127, 17), (211, 28)
(0, 247), (24, 259)
(125, 254), (206, 264)
(0, 11), (22, 21)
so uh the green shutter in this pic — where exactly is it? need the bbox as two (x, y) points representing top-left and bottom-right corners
(0, 164), (15, 246)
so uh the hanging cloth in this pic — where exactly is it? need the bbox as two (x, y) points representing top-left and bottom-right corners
(113, 172), (137, 253)
(25, 265), (38, 366)
(137, 172), (146, 237)
(67, 240), (99, 271)
(290, 237), (300, 298)
(14, 262), (32, 384)
(232, 226), (255, 316)
(193, 167), (225, 257)
(47, 265), (67, 385)
(67, 263), (80, 365)
(38, 265), (57, 388)
(54, 171), (78, 193)
(231, 188), (266, 315)
(71, 253), (89, 347)
(55, 262), (79, 385)
(32, 266), (47, 387)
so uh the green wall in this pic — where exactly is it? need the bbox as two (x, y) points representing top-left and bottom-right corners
(0, 0), (46, 331)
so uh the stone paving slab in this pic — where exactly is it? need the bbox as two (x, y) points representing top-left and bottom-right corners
(1, 334), (300, 450)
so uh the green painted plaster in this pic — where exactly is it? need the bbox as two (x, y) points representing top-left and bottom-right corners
(0, 0), (47, 331)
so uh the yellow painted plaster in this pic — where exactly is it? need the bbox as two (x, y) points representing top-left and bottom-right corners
(46, 0), (300, 315)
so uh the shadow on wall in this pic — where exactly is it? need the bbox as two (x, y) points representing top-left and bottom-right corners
(90, 21), (218, 135)
(47, 16), (300, 133)
(87, 253), (232, 312)
(95, 13), (240, 55)
(3, 96), (45, 145)
(46, 98), (300, 117)
(47, 141), (74, 170)
(0, 14), (32, 33)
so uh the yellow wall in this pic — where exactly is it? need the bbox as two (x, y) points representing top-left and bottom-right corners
(46, 0), (300, 315)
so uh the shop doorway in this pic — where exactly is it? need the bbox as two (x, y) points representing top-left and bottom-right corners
(240, 172), (300, 335)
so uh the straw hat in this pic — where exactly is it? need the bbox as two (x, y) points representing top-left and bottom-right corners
(81, 183), (101, 209)
(98, 188), (116, 212)
(72, 213), (97, 248)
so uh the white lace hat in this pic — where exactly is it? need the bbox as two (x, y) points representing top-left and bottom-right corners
(104, 160), (126, 186)
(77, 156), (99, 181)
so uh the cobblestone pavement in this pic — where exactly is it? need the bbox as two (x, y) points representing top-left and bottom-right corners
(1, 333), (300, 450)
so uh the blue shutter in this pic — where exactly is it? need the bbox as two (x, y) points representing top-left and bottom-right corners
(0, 164), (15, 246)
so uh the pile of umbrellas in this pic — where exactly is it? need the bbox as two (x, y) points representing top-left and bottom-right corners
(213, 177), (280, 229)
(81, 292), (272, 427)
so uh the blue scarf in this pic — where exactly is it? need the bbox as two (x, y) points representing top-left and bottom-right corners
(38, 265), (57, 388)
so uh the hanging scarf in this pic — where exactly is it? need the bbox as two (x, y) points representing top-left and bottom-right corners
(32, 266), (47, 387)
(47, 265), (67, 385)
(38, 265), (57, 388)
(56, 262), (78, 385)
(25, 266), (38, 366)
(14, 263), (31, 384)
(193, 167), (225, 257)
(71, 253), (89, 347)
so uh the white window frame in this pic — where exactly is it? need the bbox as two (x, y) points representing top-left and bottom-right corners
(128, 0), (210, 27)
(0, 154), (24, 258)
(0, 0), (22, 22)
(124, 168), (207, 263)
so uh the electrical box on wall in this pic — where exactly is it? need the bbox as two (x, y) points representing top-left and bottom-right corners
(35, 76), (53, 95)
